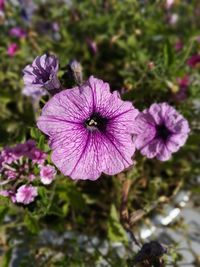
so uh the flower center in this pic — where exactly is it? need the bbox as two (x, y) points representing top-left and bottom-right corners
(156, 124), (171, 141)
(85, 112), (108, 131)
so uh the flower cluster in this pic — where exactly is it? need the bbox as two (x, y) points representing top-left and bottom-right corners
(22, 55), (190, 182)
(37, 77), (190, 180)
(0, 140), (56, 204)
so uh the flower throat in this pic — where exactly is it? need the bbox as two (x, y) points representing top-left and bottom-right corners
(85, 112), (108, 131)
(156, 124), (171, 141)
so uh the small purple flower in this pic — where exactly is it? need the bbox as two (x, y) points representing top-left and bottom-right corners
(16, 185), (38, 204)
(12, 139), (35, 157)
(187, 54), (200, 68)
(37, 76), (139, 180)
(7, 43), (18, 57)
(29, 147), (47, 165)
(40, 165), (56, 185)
(9, 27), (26, 38)
(132, 103), (190, 161)
(23, 54), (61, 95)
(20, 140), (47, 164)
(0, 147), (18, 166)
(4, 170), (17, 180)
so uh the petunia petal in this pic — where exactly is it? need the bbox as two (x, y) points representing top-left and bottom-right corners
(37, 87), (94, 127)
(156, 142), (172, 161)
(87, 76), (137, 120)
(166, 133), (189, 153)
(51, 128), (135, 180)
(132, 112), (156, 149)
(140, 139), (161, 158)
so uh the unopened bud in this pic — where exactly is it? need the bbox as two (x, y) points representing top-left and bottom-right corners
(68, 60), (83, 85)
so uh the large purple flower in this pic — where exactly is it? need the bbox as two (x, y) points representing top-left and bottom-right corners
(37, 76), (139, 180)
(132, 103), (190, 161)
(23, 54), (61, 96)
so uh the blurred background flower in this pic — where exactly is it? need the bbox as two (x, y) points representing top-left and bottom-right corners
(7, 43), (18, 56)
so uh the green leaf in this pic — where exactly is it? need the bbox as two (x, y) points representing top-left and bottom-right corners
(24, 213), (39, 234)
(0, 205), (8, 223)
(1, 248), (12, 267)
(163, 40), (174, 67)
(62, 203), (69, 216)
(67, 185), (87, 211)
(108, 204), (127, 242)
(38, 135), (45, 150)
(30, 127), (41, 140)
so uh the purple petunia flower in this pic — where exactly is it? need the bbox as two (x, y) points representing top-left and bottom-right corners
(23, 54), (61, 96)
(132, 103), (190, 161)
(40, 165), (56, 185)
(16, 185), (38, 204)
(37, 76), (139, 180)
